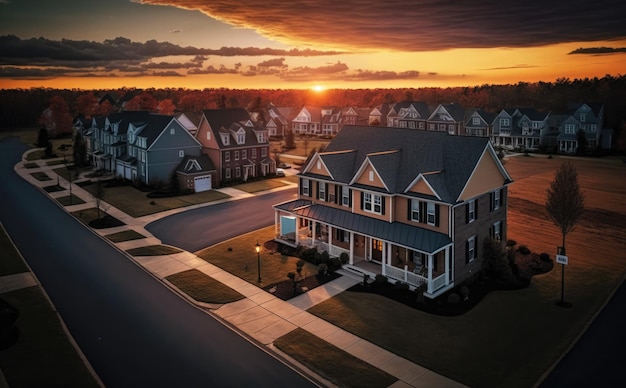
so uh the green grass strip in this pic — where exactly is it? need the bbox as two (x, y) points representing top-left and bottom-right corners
(166, 269), (244, 304)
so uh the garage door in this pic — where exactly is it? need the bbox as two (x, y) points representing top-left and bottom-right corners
(194, 175), (212, 192)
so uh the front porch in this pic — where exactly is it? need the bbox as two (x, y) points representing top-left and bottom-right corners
(274, 202), (453, 298)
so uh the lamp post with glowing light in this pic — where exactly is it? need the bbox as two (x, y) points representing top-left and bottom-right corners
(255, 241), (261, 283)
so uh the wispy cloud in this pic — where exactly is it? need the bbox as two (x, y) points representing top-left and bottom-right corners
(568, 47), (626, 55)
(481, 64), (540, 71)
(137, 0), (626, 51)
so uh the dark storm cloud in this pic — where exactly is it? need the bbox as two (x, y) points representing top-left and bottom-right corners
(138, 0), (626, 50)
(0, 35), (344, 67)
(568, 47), (626, 55)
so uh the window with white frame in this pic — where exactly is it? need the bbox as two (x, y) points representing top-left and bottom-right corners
(206, 131), (211, 140)
(242, 150), (247, 159)
(234, 151), (239, 161)
(342, 186), (350, 206)
(302, 179), (310, 196)
(468, 200), (475, 223)
(493, 190), (501, 210)
(493, 221), (501, 240)
(369, 171), (374, 181)
(363, 193), (372, 211)
(589, 124), (597, 132)
(222, 134), (229, 145)
(419, 122), (425, 129)
(224, 151), (230, 162)
(467, 236), (476, 262)
(427, 202), (436, 225)
(225, 168), (231, 179)
(237, 133), (245, 144)
(373, 195), (382, 213)
(235, 167), (241, 178)
(580, 113), (586, 122)
(565, 124), (576, 134)
(170, 128), (175, 135)
(261, 148), (267, 157)
(141, 151), (146, 162)
(257, 132), (265, 143)
(532, 121), (539, 128)
(411, 200), (420, 222)
(178, 150), (184, 157)
(472, 117), (480, 125)
(500, 118), (510, 127)
(328, 185), (335, 203)
(363, 192), (383, 214)
(318, 183), (325, 201)
(251, 148), (257, 158)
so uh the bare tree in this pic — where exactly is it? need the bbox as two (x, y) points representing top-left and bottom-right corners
(545, 161), (585, 254)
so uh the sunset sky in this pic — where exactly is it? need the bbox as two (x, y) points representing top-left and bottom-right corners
(1, 0), (625, 90)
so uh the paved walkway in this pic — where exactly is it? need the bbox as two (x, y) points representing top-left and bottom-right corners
(2, 151), (465, 388)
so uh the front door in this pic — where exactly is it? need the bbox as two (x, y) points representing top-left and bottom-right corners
(371, 239), (383, 263)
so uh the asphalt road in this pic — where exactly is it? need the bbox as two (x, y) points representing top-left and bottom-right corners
(145, 189), (297, 252)
(0, 136), (316, 387)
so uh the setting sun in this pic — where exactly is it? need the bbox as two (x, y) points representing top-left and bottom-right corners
(311, 85), (325, 92)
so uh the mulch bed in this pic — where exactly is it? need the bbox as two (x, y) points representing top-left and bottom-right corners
(264, 272), (342, 301)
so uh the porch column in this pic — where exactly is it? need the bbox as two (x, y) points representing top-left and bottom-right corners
(427, 254), (434, 294)
(274, 211), (279, 236)
(295, 217), (300, 246)
(328, 225), (334, 255)
(444, 247), (450, 286)
(311, 221), (316, 243)
(381, 242), (387, 276)
(349, 231), (354, 265)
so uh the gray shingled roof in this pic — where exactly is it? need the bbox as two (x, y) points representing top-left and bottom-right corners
(307, 126), (499, 204)
(276, 202), (451, 253)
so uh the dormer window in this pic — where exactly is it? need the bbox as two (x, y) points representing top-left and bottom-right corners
(221, 134), (230, 145)
(500, 118), (510, 127)
(237, 133), (245, 144)
(472, 117), (480, 125)
(257, 132), (265, 143)
(580, 113), (586, 122)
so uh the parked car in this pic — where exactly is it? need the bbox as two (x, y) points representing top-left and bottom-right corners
(276, 168), (285, 177)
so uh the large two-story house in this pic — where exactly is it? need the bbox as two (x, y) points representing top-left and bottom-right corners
(196, 108), (275, 185)
(426, 103), (466, 135)
(551, 102), (605, 153)
(491, 108), (550, 151)
(464, 109), (495, 137)
(274, 126), (512, 299)
(386, 101), (431, 129)
(292, 106), (342, 136)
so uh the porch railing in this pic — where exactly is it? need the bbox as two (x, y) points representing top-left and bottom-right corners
(384, 265), (447, 293)
(330, 245), (349, 258)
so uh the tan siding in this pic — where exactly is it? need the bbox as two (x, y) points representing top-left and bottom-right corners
(459, 152), (506, 201)
(309, 156), (331, 177)
(407, 178), (436, 196)
(394, 197), (450, 235)
(353, 190), (389, 222)
(355, 163), (385, 189)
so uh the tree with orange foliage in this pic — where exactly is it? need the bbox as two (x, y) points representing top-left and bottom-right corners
(124, 92), (158, 112)
(75, 93), (99, 118)
(39, 96), (72, 137)
(95, 100), (116, 116)
(157, 99), (176, 115)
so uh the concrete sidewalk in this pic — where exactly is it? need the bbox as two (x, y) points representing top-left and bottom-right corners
(6, 152), (465, 388)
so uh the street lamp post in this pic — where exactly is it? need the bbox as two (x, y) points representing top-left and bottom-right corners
(255, 241), (261, 283)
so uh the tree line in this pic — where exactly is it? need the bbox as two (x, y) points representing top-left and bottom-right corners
(1, 75), (625, 150)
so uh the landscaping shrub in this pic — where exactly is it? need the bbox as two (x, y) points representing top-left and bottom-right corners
(339, 252), (349, 264)
(482, 238), (516, 284)
(506, 239), (517, 247)
(299, 247), (317, 263)
(320, 251), (330, 265)
(517, 245), (531, 255)
(447, 293), (461, 304)
(329, 256), (342, 270)
(540, 253), (551, 262)
(393, 282), (409, 290)
(460, 286), (470, 301)
(374, 274), (388, 284)
(317, 263), (328, 276)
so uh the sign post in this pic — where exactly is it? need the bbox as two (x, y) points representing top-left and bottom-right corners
(555, 247), (572, 308)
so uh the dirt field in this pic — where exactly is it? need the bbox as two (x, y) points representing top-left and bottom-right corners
(504, 154), (626, 305)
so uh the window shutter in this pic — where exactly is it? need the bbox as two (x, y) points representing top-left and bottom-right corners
(475, 239), (479, 259)
(466, 203), (470, 223)
(489, 226), (494, 239)
(360, 192), (364, 210)
(349, 189), (353, 207)
(335, 185), (339, 204)
(381, 196), (386, 215)
(315, 181), (319, 199)
(299, 180), (303, 196)
(489, 192), (494, 211)
(407, 198), (412, 220)
(501, 188), (505, 207)
(325, 182), (329, 201)
(420, 201), (426, 223)
(475, 201), (478, 220)
(435, 204), (440, 226)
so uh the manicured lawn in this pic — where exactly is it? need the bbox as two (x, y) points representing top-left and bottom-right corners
(80, 182), (231, 217)
(0, 128), (38, 146)
(23, 162), (38, 169)
(195, 226), (319, 288)
(56, 194), (85, 206)
(165, 269), (244, 304)
(233, 178), (290, 193)
(105, 229), (146, 243)
(30, 171), (51, 181)
(70, 207), (125, 229)
(306, 155), (626, 387)
(46, 159), (66, 166)
(0, 224), (29, 276)
(126, 245), (182, 256)
(274, 328), (397, 388)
